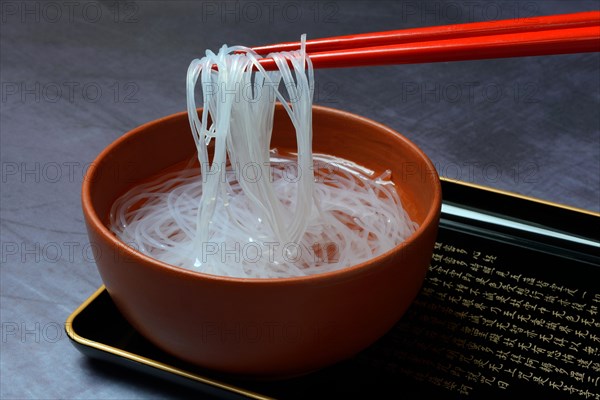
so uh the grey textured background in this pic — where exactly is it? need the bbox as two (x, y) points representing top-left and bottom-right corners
(1, 1), (599, 398)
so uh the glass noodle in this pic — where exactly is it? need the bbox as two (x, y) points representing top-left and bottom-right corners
(110, 35), (418, 278)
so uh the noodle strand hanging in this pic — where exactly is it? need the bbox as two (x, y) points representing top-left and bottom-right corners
(110, 36), (418, 278)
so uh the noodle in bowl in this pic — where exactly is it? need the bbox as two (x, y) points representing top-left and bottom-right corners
(82, 105), (441, 377)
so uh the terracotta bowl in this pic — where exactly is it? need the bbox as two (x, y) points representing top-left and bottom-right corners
(82, 104), (441, 379)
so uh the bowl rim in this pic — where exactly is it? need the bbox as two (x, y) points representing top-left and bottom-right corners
(82, 104), (442, 286)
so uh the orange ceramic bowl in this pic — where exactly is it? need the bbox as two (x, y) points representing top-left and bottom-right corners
(82, 105), (441, 378)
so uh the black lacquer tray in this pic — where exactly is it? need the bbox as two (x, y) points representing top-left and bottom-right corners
(66, 179), (600, 399)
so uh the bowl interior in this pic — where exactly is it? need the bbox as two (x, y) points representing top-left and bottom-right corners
(87, 105), (439, 250)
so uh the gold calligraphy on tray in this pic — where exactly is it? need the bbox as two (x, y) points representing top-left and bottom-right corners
(362, 239), (600, 398)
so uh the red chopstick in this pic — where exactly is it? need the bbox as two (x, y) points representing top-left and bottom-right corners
(256, 25), (599, 70)
(252, 11), (600, 55)
(250, 11), (600, 70)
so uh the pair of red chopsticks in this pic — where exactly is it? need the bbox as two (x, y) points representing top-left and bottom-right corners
(250, 11), (600, 70)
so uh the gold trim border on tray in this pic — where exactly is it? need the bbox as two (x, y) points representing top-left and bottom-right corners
(65, 286), (274, 400)
(439, 177), (600, 217)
